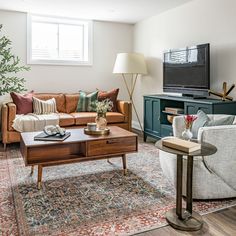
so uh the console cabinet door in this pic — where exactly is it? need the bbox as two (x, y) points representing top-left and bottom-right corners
(144, 97), (161, 137)
(185, 102), (212, 114)
(152, 99), (161, 136)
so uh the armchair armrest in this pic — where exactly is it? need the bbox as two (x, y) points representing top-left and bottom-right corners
(1, 104), (8, 144)
(7, 103), (17, 131)
(116, 100), (132, 130)
(172, 116), (185, 137)
(198, 125), (236, 190)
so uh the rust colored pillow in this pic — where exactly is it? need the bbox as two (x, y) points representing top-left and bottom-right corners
(98, 88), (119, 112)
(10, 91), (34, 114)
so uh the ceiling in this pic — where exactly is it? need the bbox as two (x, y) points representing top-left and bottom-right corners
(0, 0), (192, 24)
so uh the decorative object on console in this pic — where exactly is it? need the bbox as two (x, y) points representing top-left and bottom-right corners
(209, 82), (235, 101)
(10, 91), (34, 114)
(98, 88), (119, 112)
(113, 53), (147, 131)
(93, 99), (113, 130)
(182, 115), (197, 140)
(33, 97), (57, 114)
(77, 90), (98, 112)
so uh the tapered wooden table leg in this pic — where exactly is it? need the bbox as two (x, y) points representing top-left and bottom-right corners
(37, 165), (43, 189)
(122, 154), (127, 175)
(30, 165), (34, 176)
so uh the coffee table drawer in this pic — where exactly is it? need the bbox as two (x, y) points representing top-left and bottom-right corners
(87, 137), (137, 156)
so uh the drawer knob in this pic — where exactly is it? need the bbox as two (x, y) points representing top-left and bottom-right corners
(106, 140), (119, 144)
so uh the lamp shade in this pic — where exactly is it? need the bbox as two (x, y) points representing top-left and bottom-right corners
(113, 53), (147, 74)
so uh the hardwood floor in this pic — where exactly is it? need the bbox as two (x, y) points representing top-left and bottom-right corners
(137, 206), (236, 236)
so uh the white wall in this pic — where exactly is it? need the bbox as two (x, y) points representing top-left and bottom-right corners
(0, 9), (133, 100)
(133, 0), (236, 128)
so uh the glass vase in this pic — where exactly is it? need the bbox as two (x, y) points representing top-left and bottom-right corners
(182, 128), (193, 140)
(95, 112), (107, 130)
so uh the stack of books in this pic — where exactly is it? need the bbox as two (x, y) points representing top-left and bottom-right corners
(162, 137), (201, 153)
(34, 132), (71, 141)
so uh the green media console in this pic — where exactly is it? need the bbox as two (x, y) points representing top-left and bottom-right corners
(143, 94), (236, 141)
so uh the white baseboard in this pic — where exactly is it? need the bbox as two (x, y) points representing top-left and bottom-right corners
(132, 120), (143, 131)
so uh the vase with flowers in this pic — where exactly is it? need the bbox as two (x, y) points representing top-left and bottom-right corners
(93, 99), (113, 130)
(182, 115), (197, 140)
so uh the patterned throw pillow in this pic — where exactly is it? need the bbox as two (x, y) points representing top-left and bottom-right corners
(77, 90), (98, 112)
(33, 97), (57, 114)
(98, 88), (119, 112)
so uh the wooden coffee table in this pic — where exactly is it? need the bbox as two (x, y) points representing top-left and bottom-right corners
(20, 126), (138, 189)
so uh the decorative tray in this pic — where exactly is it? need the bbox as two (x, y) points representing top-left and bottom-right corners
(84, 128), (110, 135)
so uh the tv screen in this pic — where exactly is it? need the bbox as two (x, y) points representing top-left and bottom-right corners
(163, 43), (210, 96)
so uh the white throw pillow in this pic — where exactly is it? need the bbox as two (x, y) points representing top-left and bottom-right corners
(33, 97), (57, 114)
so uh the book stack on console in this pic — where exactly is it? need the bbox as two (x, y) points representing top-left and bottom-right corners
(162, 137), (201, 153)
(165, 107), (184, 115)
(34, 132), (71, 141)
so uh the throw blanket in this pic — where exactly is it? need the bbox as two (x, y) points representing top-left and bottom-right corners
(12, 113), (59, 132)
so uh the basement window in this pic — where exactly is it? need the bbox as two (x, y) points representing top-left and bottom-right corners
(27, 14), (93, 66)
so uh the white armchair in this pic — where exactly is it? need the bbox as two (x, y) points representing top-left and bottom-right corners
(159, 115), (236, 199)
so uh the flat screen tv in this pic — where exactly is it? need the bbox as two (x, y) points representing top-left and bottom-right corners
(163, 43), (210, 97)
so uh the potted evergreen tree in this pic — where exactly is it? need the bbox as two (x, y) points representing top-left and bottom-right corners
(0, 24), (30, 140)
(0, 24), (30, 96)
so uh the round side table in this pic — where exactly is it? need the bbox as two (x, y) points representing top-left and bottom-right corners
(156, 139), (217, 231)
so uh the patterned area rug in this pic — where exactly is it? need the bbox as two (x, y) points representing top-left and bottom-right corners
(1, 141), (236, 236)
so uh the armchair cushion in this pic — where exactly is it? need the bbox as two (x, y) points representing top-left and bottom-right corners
(191, 110), (209, 138)
(207, 115), (234, 126)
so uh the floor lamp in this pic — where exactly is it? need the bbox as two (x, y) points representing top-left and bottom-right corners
(113, 53), (147, 132)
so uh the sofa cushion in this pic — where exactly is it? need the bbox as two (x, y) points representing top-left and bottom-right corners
(58, 113), (75, 127)
(65, 93), (79, 113)
(98, 88), (119, 112)
(34, 93), (66, 113)
(10, 91), (34, 114)
(71, 112), (125, 125)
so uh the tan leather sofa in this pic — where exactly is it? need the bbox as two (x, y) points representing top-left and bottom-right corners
(1, 93), (132, 149)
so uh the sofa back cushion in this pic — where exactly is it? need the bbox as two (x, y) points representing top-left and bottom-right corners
(65, 93), (80, 113)
(34, 93), (66, 113)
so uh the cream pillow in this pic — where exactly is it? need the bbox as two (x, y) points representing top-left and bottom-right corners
(33, 97), (57, 114)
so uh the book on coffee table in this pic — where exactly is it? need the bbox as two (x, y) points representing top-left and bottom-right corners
(34, 132), (71, 141)
(162, 137), (201, 153)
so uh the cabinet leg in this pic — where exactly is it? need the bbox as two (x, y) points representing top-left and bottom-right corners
(143, 134), (147, 142)
(30, 165), (34, 176)
(176, 154), (183, 219)
(37, 165), (43, 190)
(122, 154), (127, 175)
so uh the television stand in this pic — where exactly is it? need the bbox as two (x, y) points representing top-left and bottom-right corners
(143, 94), (236, 141)
(182, 94), (208, 99)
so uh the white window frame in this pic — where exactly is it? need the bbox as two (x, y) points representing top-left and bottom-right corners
(27, 14), (93, 66)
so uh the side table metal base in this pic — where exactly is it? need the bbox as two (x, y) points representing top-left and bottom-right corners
(166, 208), (203, 231)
